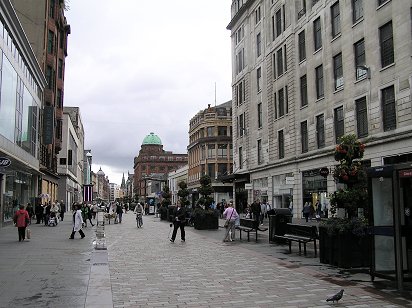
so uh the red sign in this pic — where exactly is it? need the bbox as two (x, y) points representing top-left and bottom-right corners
(399, 169), (412, 178)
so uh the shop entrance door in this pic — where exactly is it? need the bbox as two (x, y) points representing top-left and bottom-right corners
(399, 169), (412, 283)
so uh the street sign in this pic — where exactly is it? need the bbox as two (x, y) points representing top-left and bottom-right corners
(319, 167), (329, 178)
(0, 157), (11, 167)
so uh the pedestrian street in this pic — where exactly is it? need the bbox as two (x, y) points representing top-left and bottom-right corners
(104, 213), (412, 308)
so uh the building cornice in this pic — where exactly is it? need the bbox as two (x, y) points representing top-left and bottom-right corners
(227, 0), (254, 30)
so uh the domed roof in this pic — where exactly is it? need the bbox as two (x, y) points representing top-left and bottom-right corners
(96, 167), (105, 176)
(142, 132), (162, 145)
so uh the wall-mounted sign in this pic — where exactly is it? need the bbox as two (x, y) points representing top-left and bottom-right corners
(43, 106), (55, 145)
(0, 157), (11, 167)
(245, 183), (252, 190)
(319, 167), (329, 178)
(285, 177), (294, 185)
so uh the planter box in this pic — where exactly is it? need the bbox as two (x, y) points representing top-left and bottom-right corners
(194, 214), (218, 230)
(319, 226), (370, 268)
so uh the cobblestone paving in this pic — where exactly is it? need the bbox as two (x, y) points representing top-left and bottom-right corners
(105, 213), (412, 308)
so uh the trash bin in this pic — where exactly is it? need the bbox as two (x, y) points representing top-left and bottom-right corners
(268, 208), (292, 243)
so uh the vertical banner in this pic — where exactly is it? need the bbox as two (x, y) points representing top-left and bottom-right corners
(43, 106), (54, 144)
(83, 184), (94, 202)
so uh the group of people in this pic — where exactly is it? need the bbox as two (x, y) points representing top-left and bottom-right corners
(33, 200), (66, 226)
(302, 200), (329, 222)
(242, 199), (272, 225)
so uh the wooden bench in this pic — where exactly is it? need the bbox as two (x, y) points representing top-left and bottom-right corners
(274, 223), (318, 256)
(236, 218), (268, 242)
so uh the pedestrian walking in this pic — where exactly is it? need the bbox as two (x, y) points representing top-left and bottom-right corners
(35, 202), (43, 224)
(223, 201), (239, 242)
(60, 200), (66, 221)
(116, 203), (123, 223)
(170, 200), (186, 243)
(26, 202), (34, 224)
(13, 204), (30, 242)
(260, 201), (267, 225)
(69, 204), (85, 239)
(302, 202), (311, 222)
(251, 199), (261, 223)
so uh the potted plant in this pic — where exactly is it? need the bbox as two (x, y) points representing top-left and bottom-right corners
(192, 175), (219, 230)
(319, 134), (370, 268)
(159, 185), (172, 221)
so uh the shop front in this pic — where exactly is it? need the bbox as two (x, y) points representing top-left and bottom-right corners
(301, 168), (328, 213)
(272, 174), (293, 210)
(0, 156), (39, 227)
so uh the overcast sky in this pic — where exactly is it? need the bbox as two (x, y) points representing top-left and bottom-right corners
(64, 0), (233, 185)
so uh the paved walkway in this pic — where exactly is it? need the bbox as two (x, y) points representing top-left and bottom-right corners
(0, 212), (410, 307)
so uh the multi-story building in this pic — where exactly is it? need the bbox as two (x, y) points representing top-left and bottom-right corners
(57, 107), (84, 206)
(125, 172), (134, 201)
(227, 0), (412, 216)
(0, 0), (47, 227)
(133, 132), (188, 202)
(187, 102), (234, 207)
(11, 0), (70, 201)
(95, 167), (109, 202)
(167, 165), (188, 206)
(109, 183), (120, 202)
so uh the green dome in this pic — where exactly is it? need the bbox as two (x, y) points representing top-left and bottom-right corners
(142, 132), (162, 145)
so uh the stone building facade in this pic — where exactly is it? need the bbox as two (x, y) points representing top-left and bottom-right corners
(133, 133), (187, 201)
(187, 102), (234, 207)
(227, 0), (412, 216)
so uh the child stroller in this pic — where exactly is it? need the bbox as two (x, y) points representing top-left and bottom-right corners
(48, 212), (57, 226)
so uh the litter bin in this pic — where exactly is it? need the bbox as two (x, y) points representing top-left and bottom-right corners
(268, 208), (292, 243)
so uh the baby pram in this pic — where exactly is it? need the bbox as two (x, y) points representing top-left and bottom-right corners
(48, 212), (57, 226)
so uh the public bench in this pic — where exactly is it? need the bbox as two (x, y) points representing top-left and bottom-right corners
(236, 218), (268, 242)
(274, 223), (318, 256)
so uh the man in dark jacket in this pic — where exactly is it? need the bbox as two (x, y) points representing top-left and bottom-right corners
(60, 200), (66, 221)
(251, 199), (261, 224)
(170, 200), (186, 243)
(35, 202), (43, 224)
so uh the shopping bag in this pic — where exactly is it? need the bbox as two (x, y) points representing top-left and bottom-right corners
(26, 228), (31, 239)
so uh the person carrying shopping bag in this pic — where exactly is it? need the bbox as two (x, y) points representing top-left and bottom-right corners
(13, 204), (30, 242)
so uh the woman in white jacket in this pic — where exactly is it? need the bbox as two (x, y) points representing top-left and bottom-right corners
(69, 204), (85, 239)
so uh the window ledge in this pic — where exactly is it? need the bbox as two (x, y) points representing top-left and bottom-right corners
(331, 33), (341, 43)
(377, 0), (391, 10)
(380, 62), (395, 72)
(354, 76), (368, 84)
(300, 104), (309, 110)
(299, 59), (306, 65)
(315, 97), (325, 103)
(352, 17), (364, 28)
(313, 47), (323, 55)
(333, 87), (344, 94)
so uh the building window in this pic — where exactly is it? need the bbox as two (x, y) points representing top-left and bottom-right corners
(256, 32), (262, 57)
(257, 139), (263, 164)
(235, 26), (243, 45)
(218, 163), (227, 176)
(356, 96), (368, 137)
(56, 89), (62, 108)
(47, 30), (54, 54)
(59, 157), (66, 165)
(316, 114), (325, 148)
(378, 0), (388, 6)
(208, 163), (215, 178)
(301, 121), (308, 153)
(255, 6), (261, 24)
(257, 67), (262, 92)
(272, 52), (276, 78)
(58, 59), (63, 79)
(315, 65), (324, 99)
(298, 30), (306, 62)
(201, 145), (206, 160)
(67, 149), (72, 165)
(46, 65), (53, 89)
(278, 88), (285, 117)
(313, 17), (322, 51)
(239, 147), (243, 169)
(381, 85), (396, 131)
(331, 1), (341, 38)
(334, 106), (344, 143)
(207, 126), (214, 136)
(272, 15), (275, 40)
(278, 131), (284, 159)
(257, 103), (263, 128)
(236, 48), (245, 74)
(239, 113), (245, 137)
(354, 39), (366, 80)
(333, 53), (343, 90)
(352, 0), (363, 23)
(207, 144), (215, 158)
(300, 75), (308, 107)
(277, 48), (283, 76)
(49, 0), (55, 18)
(276, 9), (282, 37)
(236, 80), (245, 106)
(217, 144), (227, 158)
(379, 21), (394, 68)
(218, 126), (227, 136)
(284, 44), (288, 72)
